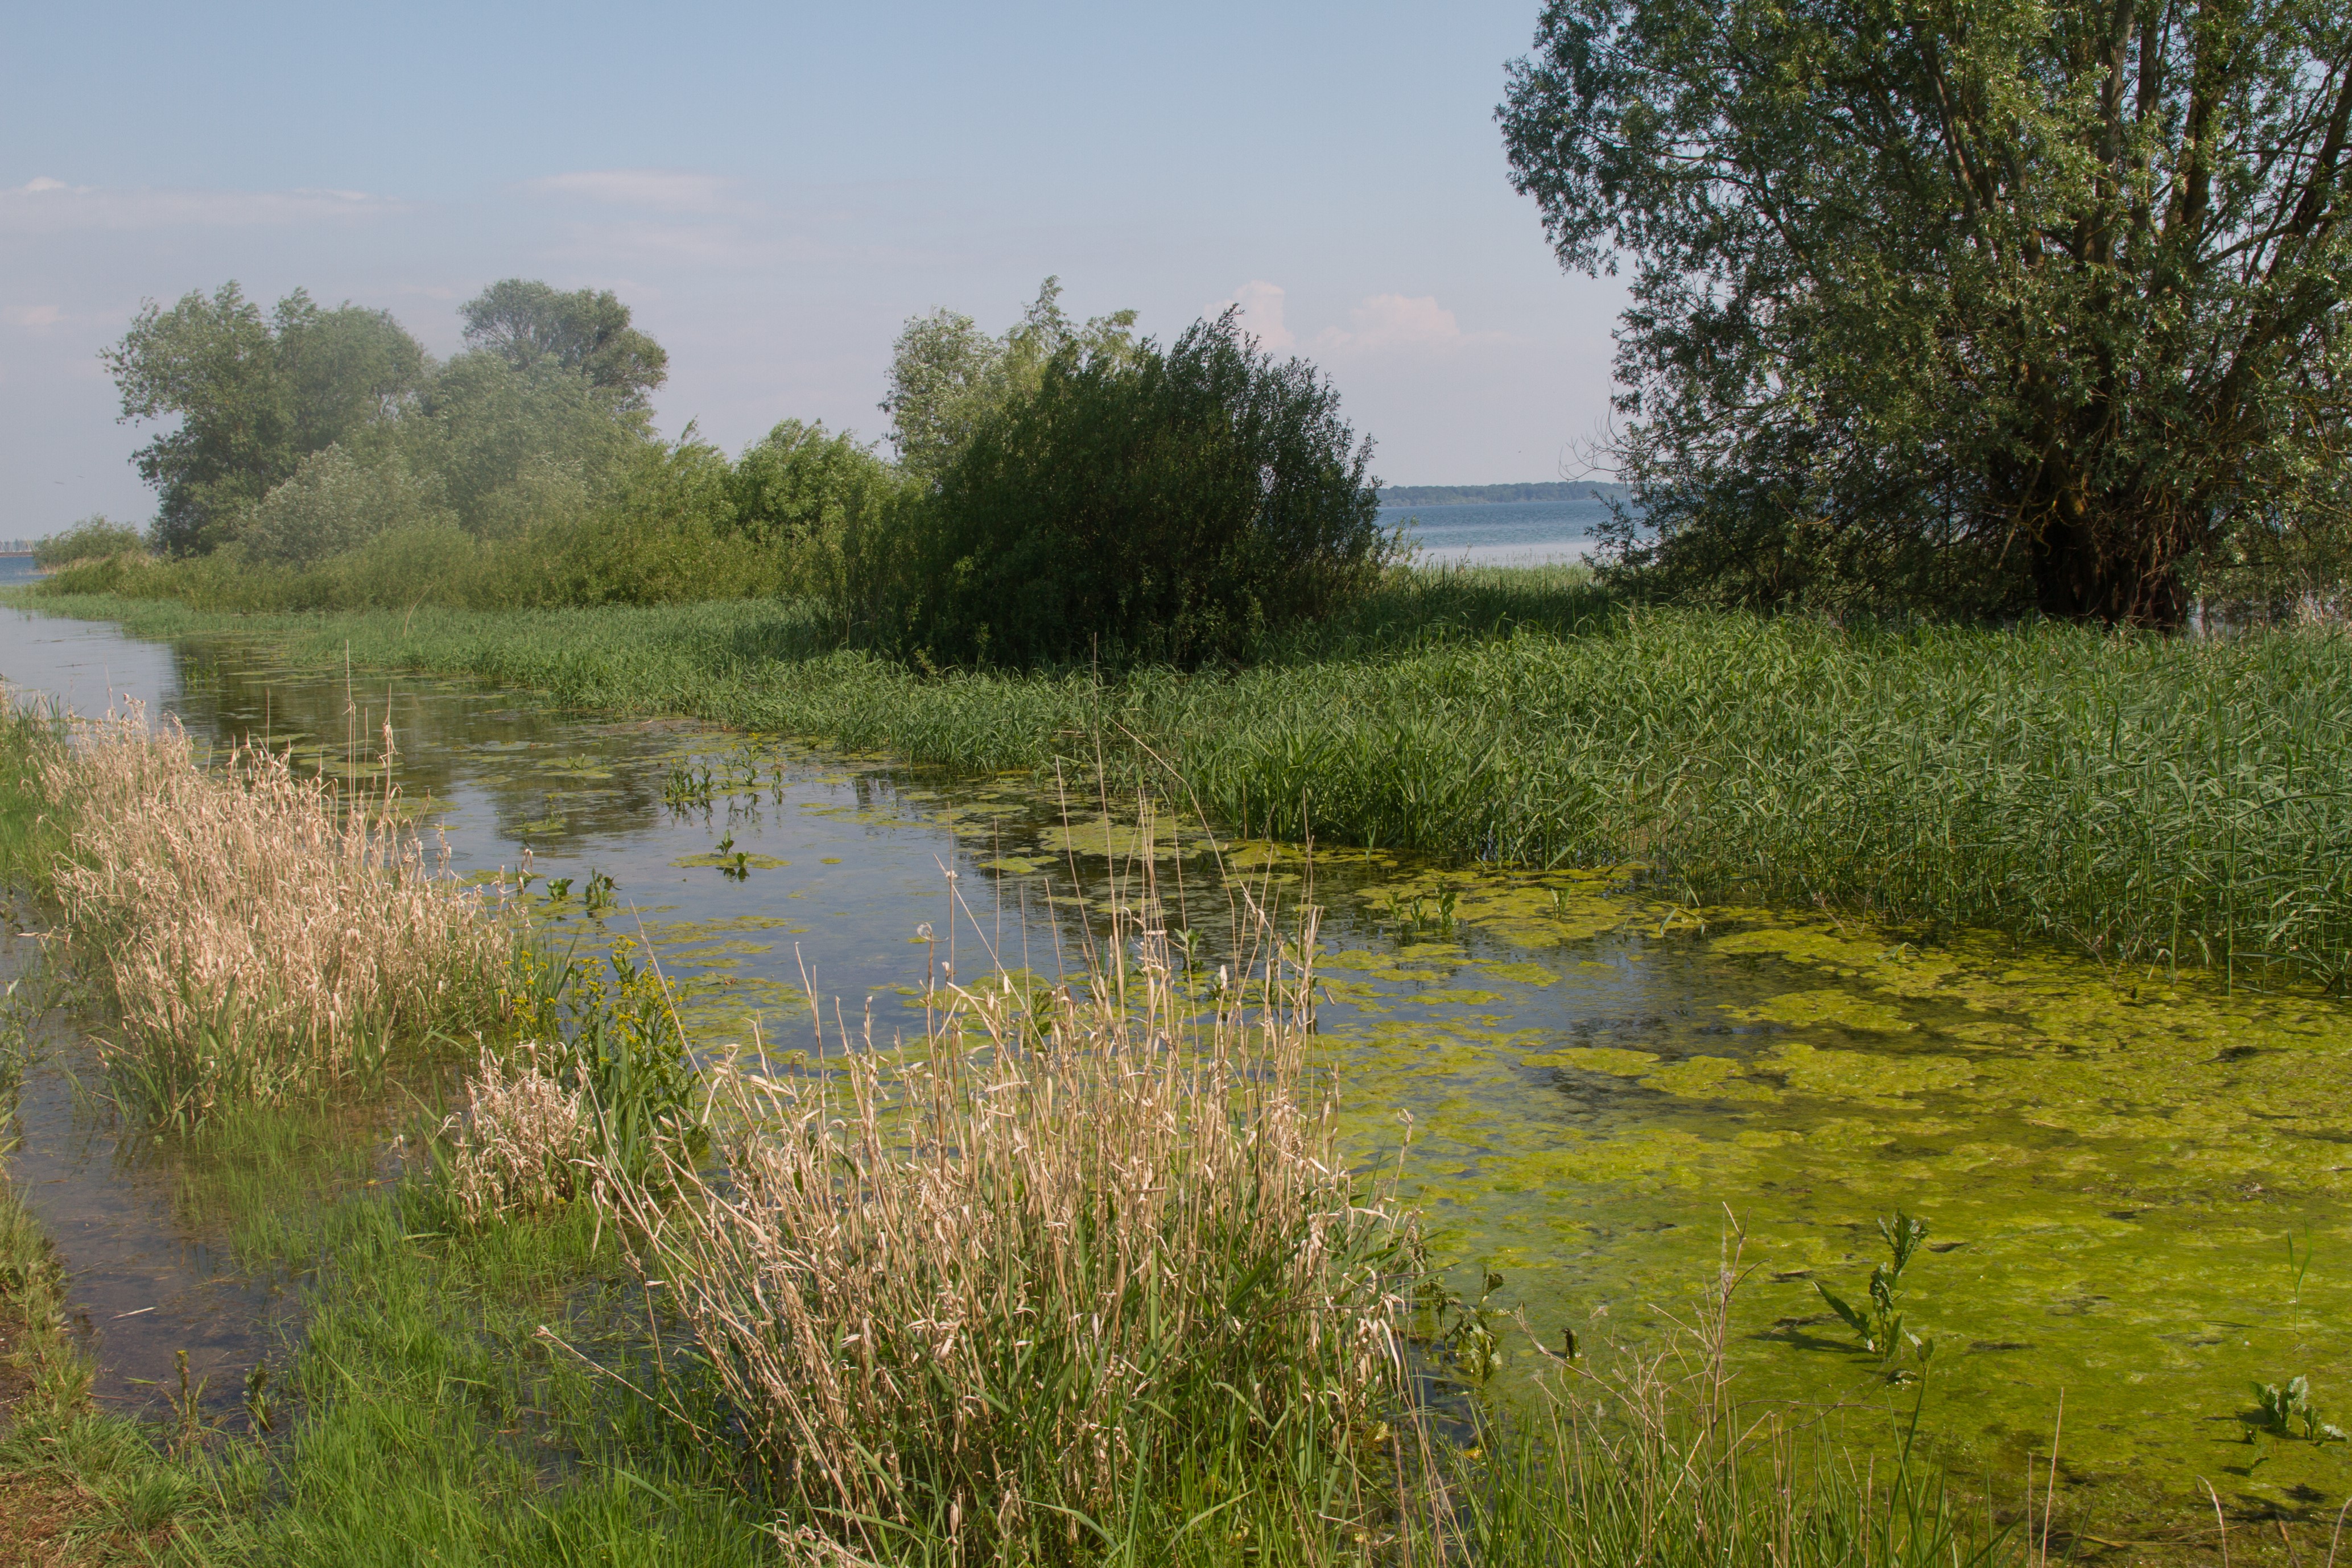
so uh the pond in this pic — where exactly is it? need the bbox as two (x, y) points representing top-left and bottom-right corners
(3, 600), (2347, 1537)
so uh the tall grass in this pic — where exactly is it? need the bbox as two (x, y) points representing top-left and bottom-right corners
(612, 866), (2025, 1566)
(623, 893), (1413, 1563)
(32, 580), (2352, 986)
(23, 699), (519, 1121)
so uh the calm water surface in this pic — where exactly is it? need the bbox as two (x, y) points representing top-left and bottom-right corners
(1377, 495), (1615, 564)
(3, 601), (2347, 1532)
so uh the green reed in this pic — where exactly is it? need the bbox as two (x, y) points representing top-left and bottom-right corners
(26, 575), (2352, 987)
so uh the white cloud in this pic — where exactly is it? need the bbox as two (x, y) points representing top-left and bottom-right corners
(1317, 292), (1505, 353)
(530, 169), (731, 213)
(5, 305), (64, 328)
(1212, 279), (1295, 350)
(0, 180), (399, 234)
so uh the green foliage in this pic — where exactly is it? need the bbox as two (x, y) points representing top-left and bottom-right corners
(31, 515), (145, 567)
(727, 419), (888, 546)
(881, 275), (1140, 484)
(2248, 1376), (2347, 1443)
(460, 276), (670, 408)
(1501, 0), (2352, 625)
(233, 444), (454, 566)
(724, 418), (905, 608)
(397, 349), (647, 537)
(521, 433), (779, 608)
(104, 283), (428, 556)
(101, 279), (662, 567)
(36, 434), (785, 613)
(527, 943), (706, 1186)
(880, 308), (1392, 666)
(1445, 1398), (2016, 1568)
(1817, 1212), (1933, 1369)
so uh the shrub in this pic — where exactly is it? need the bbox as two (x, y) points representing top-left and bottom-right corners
(234, 444), (455, 566)
(32, 517), (146, 569)
(879, 310), (1394, 667)
(522, 436), (780, 606)
(728, 419), (905, 607)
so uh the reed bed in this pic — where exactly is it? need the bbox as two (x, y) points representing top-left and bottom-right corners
(619, 899), (1415, 1563)
(34, 580), (2352, 985)
(31, 699), (517, 1121)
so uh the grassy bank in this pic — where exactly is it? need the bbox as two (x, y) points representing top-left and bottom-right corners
(22, 572), (2352, 988)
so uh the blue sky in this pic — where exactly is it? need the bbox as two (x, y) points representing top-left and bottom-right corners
(0, 0), (1626, 538)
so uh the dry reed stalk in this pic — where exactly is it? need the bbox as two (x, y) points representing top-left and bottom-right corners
(618, 891), (1409, 1558)
(36, 699), (517, 1119)
(442, 1043), (596, 1227)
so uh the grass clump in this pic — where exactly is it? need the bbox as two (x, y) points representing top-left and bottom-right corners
(22, 699), (519, 1123)
(439, 1043), (599, 1228)
(624, 899), (1414, 1562)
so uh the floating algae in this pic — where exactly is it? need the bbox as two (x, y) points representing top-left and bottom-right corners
(1309, 886), (2352, 1533)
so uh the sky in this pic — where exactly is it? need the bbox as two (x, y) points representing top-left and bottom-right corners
(0, 0), (1628, 540)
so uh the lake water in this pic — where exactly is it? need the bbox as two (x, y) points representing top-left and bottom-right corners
(1378, 495), (1621, 566)
(2, 601), (2347, 1537)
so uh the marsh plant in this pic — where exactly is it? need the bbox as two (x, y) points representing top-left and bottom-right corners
(1818, 1211), (1934, 1372)
(441, 1043), (599, 1228)
(2250, 1377), (2349, 1445)
(30, 699), (518, 1121)
(614, 895), (1414, 1562)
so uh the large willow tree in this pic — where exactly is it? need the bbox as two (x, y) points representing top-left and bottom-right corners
(1502, 0), (2352, 624)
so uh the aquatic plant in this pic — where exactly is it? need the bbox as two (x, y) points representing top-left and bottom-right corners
(1818, 1211), (1933, 1369)
(613, 894), (1415, 1562)
(581, 869), (617, 915)
(2250, 1376), (2349, 1444)
(28, 700), (519, 1123)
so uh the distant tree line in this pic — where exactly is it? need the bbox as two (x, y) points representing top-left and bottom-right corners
(1377, 482), (1628, 507)
(47, 277), (1392, 666)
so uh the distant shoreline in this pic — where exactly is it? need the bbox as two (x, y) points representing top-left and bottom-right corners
(1376, 481), (1630, 507)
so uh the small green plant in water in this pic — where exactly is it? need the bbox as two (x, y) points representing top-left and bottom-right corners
(2250, 1376), (2348, 1443)
(244, 1357), (275, 1434)
(1409, 1266), (1512, 1387)
(1818, 1210), (1934, 1375)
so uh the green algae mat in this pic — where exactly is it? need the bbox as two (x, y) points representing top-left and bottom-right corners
(1294, 857), (2352, 1537)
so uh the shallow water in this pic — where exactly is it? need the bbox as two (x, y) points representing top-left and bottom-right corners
(3, 601), (2348, 1536)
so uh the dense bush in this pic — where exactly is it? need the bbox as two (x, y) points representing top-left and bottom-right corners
(32, 517), (146, 568)
(876, 311), (1392, 667)
(235, 445), (455, 566)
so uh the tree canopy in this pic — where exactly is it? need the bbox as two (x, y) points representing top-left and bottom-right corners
(104, 284), (426, 555)
(880, 278), (1139, 484)
(458, 279), (670, 408)
(879, 310), (1389, 667)
(104, 280), (667, 558)
(1501, 0), (2352, 624)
